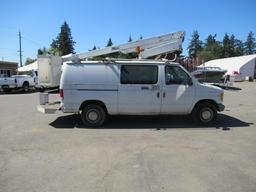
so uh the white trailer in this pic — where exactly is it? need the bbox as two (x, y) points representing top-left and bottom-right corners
(37, 55), (62, 90)
(200, 54), (256, 81)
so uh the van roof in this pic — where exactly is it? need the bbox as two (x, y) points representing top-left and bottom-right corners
(66, 59), (180, 66)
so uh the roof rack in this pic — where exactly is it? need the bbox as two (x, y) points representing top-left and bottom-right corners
(76, 57), (179, 65)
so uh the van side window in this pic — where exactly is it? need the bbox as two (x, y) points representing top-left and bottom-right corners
(165, 66), (190, 85)
(121, 65), (158, 84)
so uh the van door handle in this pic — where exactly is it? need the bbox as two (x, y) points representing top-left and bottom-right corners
(151, 85), (160, 90)
(141, 86), (149, 90)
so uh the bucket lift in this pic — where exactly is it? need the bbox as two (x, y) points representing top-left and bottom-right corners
(37, 31), (185, 89)
(37, 31), (185, 111)
(63, 31), (185, 62)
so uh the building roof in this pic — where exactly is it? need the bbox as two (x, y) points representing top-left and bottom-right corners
(0, 61), (18, 65)
(200, 54), (256, 75)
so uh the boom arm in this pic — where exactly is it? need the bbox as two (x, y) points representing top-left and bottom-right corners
(63, 31), (185, 61)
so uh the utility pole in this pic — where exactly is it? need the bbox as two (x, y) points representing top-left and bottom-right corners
(18, 31), (22, 67)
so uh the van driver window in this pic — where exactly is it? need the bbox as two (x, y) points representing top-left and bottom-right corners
(165, 66), (190, 85)
(121, 65), (158, 84)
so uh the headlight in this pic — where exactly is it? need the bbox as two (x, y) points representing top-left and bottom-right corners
(219, 92), (224, 102)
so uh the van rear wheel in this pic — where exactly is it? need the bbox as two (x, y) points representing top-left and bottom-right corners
(81, 104), (106, 127)
(192, 102), (217, 126)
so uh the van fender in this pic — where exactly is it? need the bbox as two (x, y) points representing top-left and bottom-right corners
(79, 100), (108, 114)
(189, 99), (219, 114)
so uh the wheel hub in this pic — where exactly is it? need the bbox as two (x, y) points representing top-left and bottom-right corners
(88, 111), (98, 121)
(201, 109), (212, 121)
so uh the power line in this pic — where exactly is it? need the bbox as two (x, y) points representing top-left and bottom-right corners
(22, 35), (43, 47)
(0, 47), (17, 51)
(18, 31), (23, 67)
(0, 52), (19, 56)
(0, 29), (46, 64)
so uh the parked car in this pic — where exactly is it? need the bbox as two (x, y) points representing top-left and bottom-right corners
(59, 60), (225, 127)
(0, 77), (16, 92)
(0, 74), (36, 93)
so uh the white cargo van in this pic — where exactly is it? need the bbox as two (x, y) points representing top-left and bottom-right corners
(59, 60), (225, 127)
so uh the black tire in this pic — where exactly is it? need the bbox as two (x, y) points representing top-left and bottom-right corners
(192, 102), (217, 125)
(23, 82), (29, 92)
(81, 104), (106, 127)
(3, 88), (11, 94)
(39, 86), (45, 93)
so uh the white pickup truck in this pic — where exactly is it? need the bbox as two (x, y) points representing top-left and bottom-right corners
(0, 75), (36, 93)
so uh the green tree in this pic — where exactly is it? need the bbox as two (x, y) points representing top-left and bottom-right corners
(222, 33), (234, 58)
(229, 34), (236, 56)
(198, 34), (223, 62)
(106, 38), (113, 47)
(187, 30), (202, 58)
(205, 34), (217, 45)
(25, 57), (36, 65)
(234, 39), (244, 56)
(51, 21), (76, 56)
(244, 31), (256, 55)
(128, 35), (132, 42)
(50, 39), (59, 50)
(37, 47), (50, 55)
(37, 48), (44, 55)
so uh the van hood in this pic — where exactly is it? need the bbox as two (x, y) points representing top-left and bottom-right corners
(197, 83), (223, 93)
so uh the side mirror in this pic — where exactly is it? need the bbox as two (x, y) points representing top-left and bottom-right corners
(188, 77), (193, 86)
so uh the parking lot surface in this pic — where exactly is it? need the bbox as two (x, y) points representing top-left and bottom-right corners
(0, 82), (256, 192)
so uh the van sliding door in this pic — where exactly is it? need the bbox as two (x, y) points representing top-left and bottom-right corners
(118, 65), (161, 114)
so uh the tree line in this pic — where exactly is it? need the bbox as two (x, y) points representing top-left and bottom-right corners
(37, 21), (76, 57)
(25, 22), (255, 65)
(24, 21), (142, 65)
(25, 21), (76, 65)
(188, 30), (256, 62)
(24, 22), (143, 64)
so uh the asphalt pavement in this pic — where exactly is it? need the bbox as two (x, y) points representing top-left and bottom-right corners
(0, 82), (256, 192)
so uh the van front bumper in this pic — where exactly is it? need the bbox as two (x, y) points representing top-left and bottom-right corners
(218, 103), (225, 112)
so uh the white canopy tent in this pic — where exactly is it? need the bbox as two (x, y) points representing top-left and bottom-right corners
(18, 60), (38, 72)
(200, 54), (256, 81)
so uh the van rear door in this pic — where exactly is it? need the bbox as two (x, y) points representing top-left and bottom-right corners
(118, 64), (161, 114)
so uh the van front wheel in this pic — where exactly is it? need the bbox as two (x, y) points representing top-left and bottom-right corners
(81, 104), (106, 127)
(192, 102), (217, 126)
